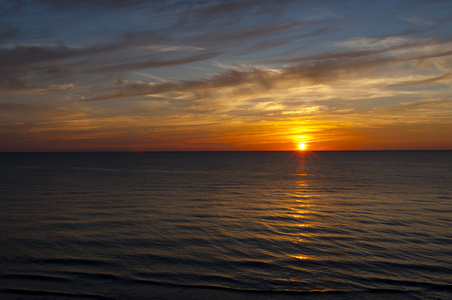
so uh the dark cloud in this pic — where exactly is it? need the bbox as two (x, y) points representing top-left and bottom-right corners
(0, 44), (78, 69)
(176, 0), (292, 25)
(0, 44), (81, 93)
(267, 36), (452, 77)
(0, 75), (74, 94)
(0, 31), (218, 93)
(0, 0), (341, 96)
(80, 61), (332, 102)
(88, 51), (221, 74)
(19, 0), (151, 11)
(179, 19), (332, 52)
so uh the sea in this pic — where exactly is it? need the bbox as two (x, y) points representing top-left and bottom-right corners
(0, 151), (451, 300)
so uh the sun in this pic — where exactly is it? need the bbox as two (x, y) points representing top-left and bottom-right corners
(298, 143), (307, 151)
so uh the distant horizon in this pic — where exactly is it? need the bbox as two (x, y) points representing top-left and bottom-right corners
(1, 149), (451, 153)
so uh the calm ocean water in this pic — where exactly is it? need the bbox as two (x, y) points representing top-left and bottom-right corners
(0, 151), (451, 299)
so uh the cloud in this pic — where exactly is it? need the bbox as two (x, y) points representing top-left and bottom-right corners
(403, 16), (435, 26)
(79, 34), (452, 107)
(176, 0), (293, 25)
(388, 73), (452, 87)
(87, 51), (221, 74)
(0, 36), (220, 94)
(0, 44), (77, 69)
(372, 98), (452, 115)
(0, 0), (337, 96)
(1, 0), (452, 151)
(0, 101), (92, 125)
(14, 0), (152, 12)
(0, 81), (75, 94)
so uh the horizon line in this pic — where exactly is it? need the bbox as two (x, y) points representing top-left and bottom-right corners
(1, 149), (451, 153)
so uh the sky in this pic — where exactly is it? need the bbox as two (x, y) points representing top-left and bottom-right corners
(1, 0), (452, 151)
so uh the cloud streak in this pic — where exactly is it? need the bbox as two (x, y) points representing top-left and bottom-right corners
(80, 35), (452, 105)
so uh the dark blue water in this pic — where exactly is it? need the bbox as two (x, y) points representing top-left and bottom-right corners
(1, 151), (451, 299)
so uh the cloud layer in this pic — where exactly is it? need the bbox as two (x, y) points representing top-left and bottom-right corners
(1, 0), (452, 151)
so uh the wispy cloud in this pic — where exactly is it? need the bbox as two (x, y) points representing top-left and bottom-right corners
(403, 16), (435, 26)
(79, 35), (452, 107)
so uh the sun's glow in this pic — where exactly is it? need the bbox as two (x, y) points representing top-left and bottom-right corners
(298, 143), (307, 150)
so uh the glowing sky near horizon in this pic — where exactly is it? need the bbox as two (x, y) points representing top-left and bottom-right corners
(1, 0), (452, 151)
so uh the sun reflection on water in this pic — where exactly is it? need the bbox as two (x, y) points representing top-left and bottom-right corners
(291, 255), (310, 260)
(283, 154), (318, 261)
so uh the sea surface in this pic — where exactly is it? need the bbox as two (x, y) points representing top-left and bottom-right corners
(0, 151), (451, 299)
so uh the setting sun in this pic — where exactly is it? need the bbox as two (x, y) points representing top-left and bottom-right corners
(298, 143), (307, 150)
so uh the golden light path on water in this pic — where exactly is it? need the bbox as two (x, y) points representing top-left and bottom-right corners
(290, 155), (315, 262)
(267, 153), (320, 265)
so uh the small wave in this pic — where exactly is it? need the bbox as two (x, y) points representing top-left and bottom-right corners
(367, 288), (409, 293)
(371, 278), (452, 291)
(135, 271), (241, 287)
(30, 257), (120, 269)
(129, 278), (350, 295)
(159, 282), (448, 298)
(0, 273), (72, 283)
(181, 285), (349, 295)
(70, 272), (122, 282)
(258, 215), (311, 222)
(1, 288), (112, 299)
